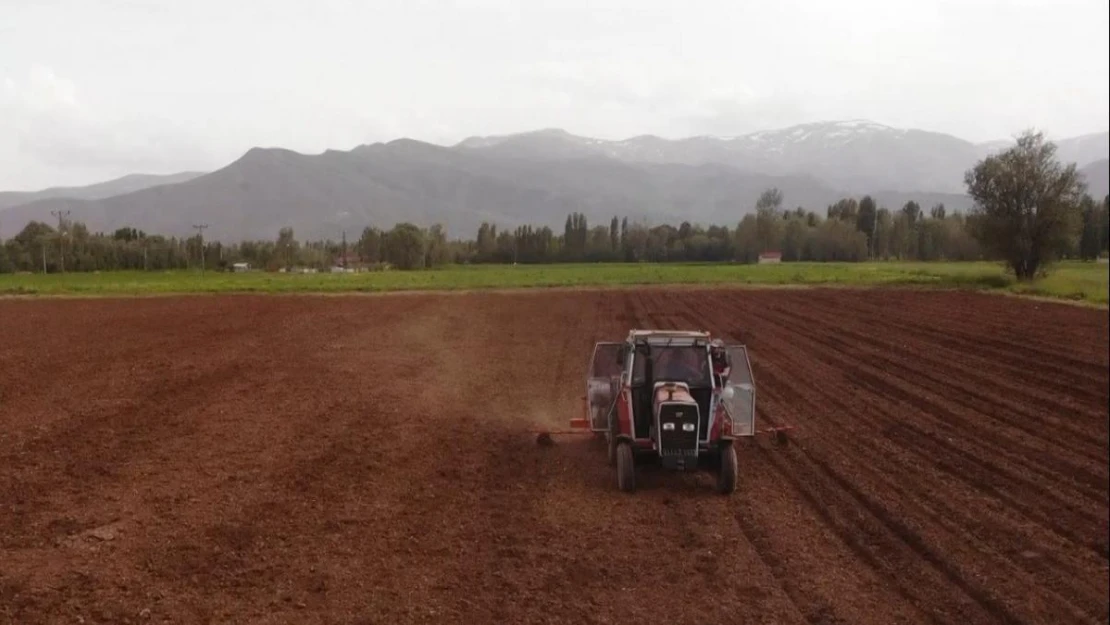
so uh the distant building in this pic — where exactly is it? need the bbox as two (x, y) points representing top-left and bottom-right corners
(758, 251), (782, 264)
(333, 252), (361, 269)
(232, 262), (251, 272)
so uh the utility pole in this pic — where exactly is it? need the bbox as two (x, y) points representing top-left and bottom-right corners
(51, 209), (71, 272)
(341, 229), (348, 270)
(192, 224), (209, 272)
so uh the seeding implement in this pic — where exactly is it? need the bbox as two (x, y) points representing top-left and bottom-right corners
(538, 329), (791, 494)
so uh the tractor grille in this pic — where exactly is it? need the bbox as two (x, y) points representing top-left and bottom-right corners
(657, 402), (699, 457)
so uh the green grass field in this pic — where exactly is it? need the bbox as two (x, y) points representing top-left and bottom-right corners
(1, 261), (1107, 305)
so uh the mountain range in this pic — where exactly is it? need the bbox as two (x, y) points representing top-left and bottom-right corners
(0, 172), (205, 212)
(459, 122), (1108, 195)
(1, 121), (1106, 241)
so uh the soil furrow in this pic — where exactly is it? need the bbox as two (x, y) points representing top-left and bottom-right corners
(728, 295), (1108, 558)
(752, 299), (1108, 495)
(2, 288), (1106, 625)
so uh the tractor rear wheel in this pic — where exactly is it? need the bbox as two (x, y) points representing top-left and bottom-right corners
(716, 444), (737, 495)
(616, 442), (636, 493)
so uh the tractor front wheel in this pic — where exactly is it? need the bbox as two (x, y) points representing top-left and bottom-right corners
(716, 444), (737, 495)
(616, 442), (636, 493)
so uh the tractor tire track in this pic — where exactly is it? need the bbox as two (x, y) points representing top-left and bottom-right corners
(799, 290), (1110, 415)
(747, 344), (1104, 625)
(835, 290), (1109, 371)
(676, 293), (1030, 624)
(714, 290), (1105, 621)
(729, 293), (1108, 557)
(753, 297), (1108, 493)
(762, 297), (1106, 461)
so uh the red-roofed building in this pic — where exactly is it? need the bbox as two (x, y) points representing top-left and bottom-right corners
(758, 251), (782, 264)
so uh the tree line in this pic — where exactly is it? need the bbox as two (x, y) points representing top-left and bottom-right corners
(2, 131), (1107, 277)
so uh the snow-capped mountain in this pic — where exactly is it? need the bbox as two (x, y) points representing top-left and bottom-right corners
(3, 120), (1104, 242)
(455, 128), (612, 160)
(456, 121), (1109, 195)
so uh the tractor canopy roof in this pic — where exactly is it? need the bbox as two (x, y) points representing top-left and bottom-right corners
(626, 329), (712, 347)
(626, 333), (710, 341)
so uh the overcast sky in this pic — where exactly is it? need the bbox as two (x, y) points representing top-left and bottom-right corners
(1, 0), (1108, 190)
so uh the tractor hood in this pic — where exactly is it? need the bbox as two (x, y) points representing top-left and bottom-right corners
(653, 382), (697, 406)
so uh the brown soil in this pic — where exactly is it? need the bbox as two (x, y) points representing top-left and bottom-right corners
(1, 288), (1107, 625)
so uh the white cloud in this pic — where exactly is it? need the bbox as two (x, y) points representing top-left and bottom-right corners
(0, 65), (214, 189)
(21, 65), (78, 110)
(0, 0), (1107, 189)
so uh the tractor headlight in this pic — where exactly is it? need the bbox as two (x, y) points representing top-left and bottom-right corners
(682, 423), (695, 432)
(662, 422), (675, 431)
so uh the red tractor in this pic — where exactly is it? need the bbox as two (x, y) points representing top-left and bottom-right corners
(571, 329), (765, 494)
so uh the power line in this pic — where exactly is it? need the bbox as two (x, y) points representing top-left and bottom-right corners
(51, 209), (71, 272)
(192, 224), (209, 272)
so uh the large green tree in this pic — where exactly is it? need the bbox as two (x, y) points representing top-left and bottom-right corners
(1100, 195), (1110, 254)
(358, 226), (383, 263)
(963, 130), (1086, 280)
(755, 188), (783, 213)
(384, 223), (426, 269)
(754, 188), (784, 253)
(276, 227), (298, 269)
(856, 195), (877, 258)
(423, 224), (450, 267)
(1078, 195), (1102, 261)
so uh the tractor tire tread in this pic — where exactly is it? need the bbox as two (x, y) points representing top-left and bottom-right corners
(717, 444), (738, 494)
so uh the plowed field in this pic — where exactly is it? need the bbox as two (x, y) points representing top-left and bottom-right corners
(1, 289), (1107, 625)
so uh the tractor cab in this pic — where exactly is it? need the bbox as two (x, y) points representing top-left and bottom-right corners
(579, 329), (760, 493)
(626, 334), (714, 447)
